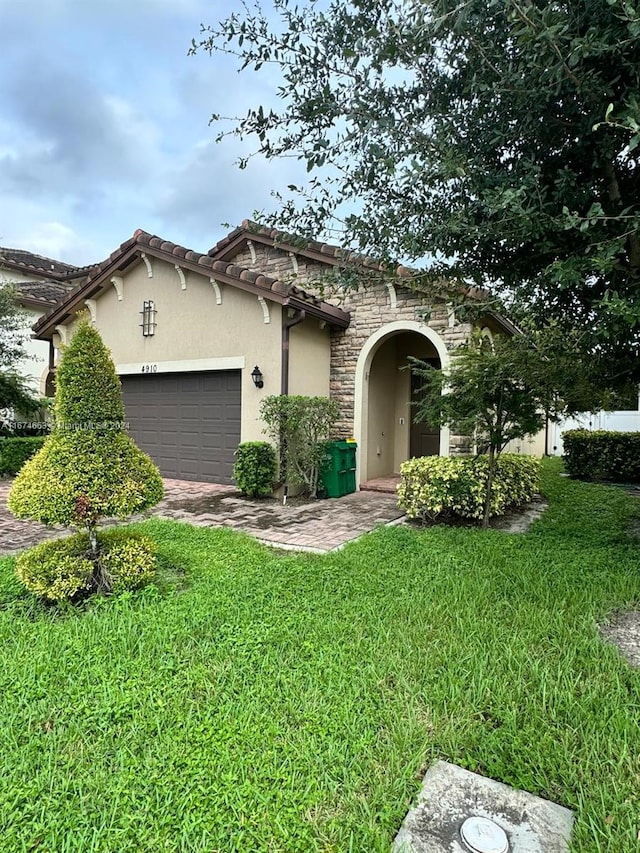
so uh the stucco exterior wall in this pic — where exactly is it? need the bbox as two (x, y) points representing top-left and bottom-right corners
(19, 307), (50, 395)
(53, 257), (284, 443)
(288, 318), (331, 397)
(366, 335), (398, 479)
(503, 431), (547, 457)
(0, 269), (39, 285)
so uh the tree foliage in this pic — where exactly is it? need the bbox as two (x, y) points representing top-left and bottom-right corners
(193, 0), (640, 382)
(0, 284), (28, 368)
(412, 327), (598, 524)
(0, 284), (40, 414)
(260, 394), (339, 496)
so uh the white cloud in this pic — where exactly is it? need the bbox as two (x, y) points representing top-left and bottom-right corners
(154, 133), (309, 247)
(13, 222), (83, 262)
(0, 0), (311, 262)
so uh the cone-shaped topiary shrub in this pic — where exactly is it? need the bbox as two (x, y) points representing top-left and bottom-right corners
(9, 317), (164, 598)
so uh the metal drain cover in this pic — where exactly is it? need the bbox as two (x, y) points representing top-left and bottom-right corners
(460, 816), (509, 853)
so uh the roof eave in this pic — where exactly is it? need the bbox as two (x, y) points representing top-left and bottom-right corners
(33, 244), (141, 338)
(211, 229), (351, 269)
(18, 296), (58, 311)
(285, 295), (349, 328)
(487, 311), (522, 337)
(34, 241), (350, 339)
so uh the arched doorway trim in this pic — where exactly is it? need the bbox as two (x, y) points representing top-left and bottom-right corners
(39, 366), (54, 398)
(354, 320), (451, 485)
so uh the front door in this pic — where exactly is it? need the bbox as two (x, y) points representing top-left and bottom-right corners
(410, 361), (440, 457)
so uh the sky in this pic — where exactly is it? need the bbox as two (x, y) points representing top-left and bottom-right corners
(0, 0), (307, 265)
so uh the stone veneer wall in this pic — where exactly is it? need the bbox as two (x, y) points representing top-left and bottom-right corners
(229, 242), (474, 456)
(330, 286), (474, 456)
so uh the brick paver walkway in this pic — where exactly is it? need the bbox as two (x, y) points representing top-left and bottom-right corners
(0, 477), (404, 556)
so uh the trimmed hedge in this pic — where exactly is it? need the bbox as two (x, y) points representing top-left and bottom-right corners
(0, 437), (46, 476)
(563, 429), (640, 482)
(8, 319), (164, 530)
(15, 530), (157, 603)
(8, 431), (164, 526)
(233, 441), (277, 497)
(398, 454), (540, 521)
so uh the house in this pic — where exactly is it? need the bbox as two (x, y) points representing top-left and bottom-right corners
(31, 222), (517, 486)
(0, 247), (90, 398)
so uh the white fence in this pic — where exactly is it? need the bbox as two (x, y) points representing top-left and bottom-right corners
(550, 410), (640, 456)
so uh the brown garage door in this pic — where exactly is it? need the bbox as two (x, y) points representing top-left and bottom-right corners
(121, 371), (241, 484)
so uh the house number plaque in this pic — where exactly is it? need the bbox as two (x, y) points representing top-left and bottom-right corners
(141, 364), (158, 373)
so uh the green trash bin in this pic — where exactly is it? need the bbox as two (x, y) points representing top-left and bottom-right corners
(320, 440), (343, 498)
(345, 440), (357, 492)
(320, 440), (357, 498)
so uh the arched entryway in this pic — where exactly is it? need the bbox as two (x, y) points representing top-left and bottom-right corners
(354, 321), (450, 486)
(41, 368), (56, 399)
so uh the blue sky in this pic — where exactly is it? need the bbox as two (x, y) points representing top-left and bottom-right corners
(0, 0), (306, 265)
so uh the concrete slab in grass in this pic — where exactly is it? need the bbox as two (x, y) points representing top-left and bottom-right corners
(393, 761), (573, 853)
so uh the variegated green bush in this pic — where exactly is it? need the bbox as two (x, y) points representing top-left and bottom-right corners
(398, 454), (540, 522)
(15, 531), (157, 602)
(99, 531), (157, 593)
(8, 431), (163, 527)
(16, 535), (95, 603)
(8, 317), (163, 600)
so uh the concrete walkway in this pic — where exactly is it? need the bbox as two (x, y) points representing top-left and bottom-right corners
(0, 477), (405, 556)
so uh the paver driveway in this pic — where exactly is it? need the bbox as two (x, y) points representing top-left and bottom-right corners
(0, 477), (404, 556)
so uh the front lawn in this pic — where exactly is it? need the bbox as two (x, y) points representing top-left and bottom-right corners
(0, 460), (639, 851)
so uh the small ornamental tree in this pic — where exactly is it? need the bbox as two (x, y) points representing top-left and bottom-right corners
(260, 395), (340, 496)
(411, 330), (593, 527)
(8, 318), (164, 595)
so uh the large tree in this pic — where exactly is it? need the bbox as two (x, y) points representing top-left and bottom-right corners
(0, 284), (40, 416)
(193, 0), (640, 384)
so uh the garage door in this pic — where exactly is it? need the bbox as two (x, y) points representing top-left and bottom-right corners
(121, 371), (241, 484)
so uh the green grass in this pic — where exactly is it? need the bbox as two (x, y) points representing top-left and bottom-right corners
(0, 459), (639, 852)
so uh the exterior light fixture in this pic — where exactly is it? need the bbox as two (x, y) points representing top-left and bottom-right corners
(251, 365), (264, 388)
(140, 300), (157, 336)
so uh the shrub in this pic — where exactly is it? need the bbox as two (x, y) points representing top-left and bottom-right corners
(9, 431), (164, 527)
(98, 530), (157, 593)
(562, 429), (640, 482)
(233, 442), (276, 497)
(16, 535), (95, 603)
(0, 437), (46, 475)
(8, 317), (163, 594)
(15, 531), (158, 603)
(260, 395), (340, 496)
(398, 454), (540, 522)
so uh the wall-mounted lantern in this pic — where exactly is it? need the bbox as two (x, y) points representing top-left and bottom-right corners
(251, 365), (264, 388)
(140, 300), (157, 336)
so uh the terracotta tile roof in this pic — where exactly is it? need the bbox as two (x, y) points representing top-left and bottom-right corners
(32, 229), (350, 338)
(209, 222), (525, 342)
(0, 247), (80, 279)
(15, 280), (76, 306)
(209, 220), (491, 302)
(209, 220), (392, 269)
